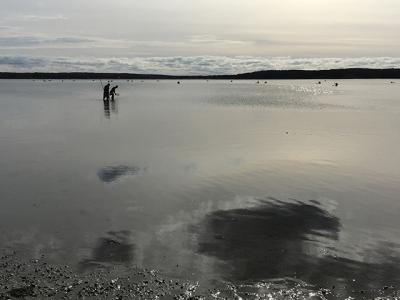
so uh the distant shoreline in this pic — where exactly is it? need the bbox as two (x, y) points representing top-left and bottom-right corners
(0, 68), (400, 80)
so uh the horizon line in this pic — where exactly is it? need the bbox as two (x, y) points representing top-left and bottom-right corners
(1, 68), (400, 80)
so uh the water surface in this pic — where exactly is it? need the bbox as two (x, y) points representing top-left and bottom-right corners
(1, 79), (400, 298)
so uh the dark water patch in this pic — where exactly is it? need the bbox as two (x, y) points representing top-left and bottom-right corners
(79, 231), (134, 271)
(194, 199), (340, 279)
(97, 165), (141, 183)
(193, 198), (400, 297)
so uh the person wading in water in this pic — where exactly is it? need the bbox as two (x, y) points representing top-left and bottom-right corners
(110, 85), (119, 101)
(103, 82), (110, 101)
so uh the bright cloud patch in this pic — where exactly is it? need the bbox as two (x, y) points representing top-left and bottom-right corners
(0, 56), (399, 75)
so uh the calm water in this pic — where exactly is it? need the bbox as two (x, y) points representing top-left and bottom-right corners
(1, 79), (400, 298)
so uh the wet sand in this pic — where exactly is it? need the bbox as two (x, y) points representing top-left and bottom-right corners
(1, 80), (400, 299)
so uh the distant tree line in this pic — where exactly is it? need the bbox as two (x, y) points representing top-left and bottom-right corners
(1, 68), (400, 80)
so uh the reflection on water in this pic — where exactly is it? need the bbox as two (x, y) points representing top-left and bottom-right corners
(194, 198), (340, 281)
(1, 80), (400, 298)
(97, 165), (142, 183)
(110, 99), (118, 114)
(195, 198), (340, 280)
(103, 100), (110, 118)
(102, 99), (118, 119)
(79, 230), (134, 271)
(206, 84), (350, 110)
(193, 198), (400, 297)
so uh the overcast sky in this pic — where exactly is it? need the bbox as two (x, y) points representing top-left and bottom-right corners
(1, 0), (399, 74)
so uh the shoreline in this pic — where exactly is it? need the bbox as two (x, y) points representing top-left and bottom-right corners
(1, 251), (398, 299)
(0, 251), (208, 299)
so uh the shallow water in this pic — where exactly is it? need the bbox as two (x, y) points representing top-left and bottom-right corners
(1, 79), (400, 298)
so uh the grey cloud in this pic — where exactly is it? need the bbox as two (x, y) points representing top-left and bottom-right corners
(0, 56), (48, 68)
(0, 34), (183, 51)
(0, 55), (399, 75)
(1, 0), (399, 58)
(1, 31), (397, 58)
(188, 35), (249, 46)
(0, 26), (18, 31)
(7, 14), (68, 22)
(0, 36), (94, 48)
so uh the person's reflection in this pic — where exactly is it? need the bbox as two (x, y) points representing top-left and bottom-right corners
(111, 99), (118, 114)
(103, 100), (110, 119)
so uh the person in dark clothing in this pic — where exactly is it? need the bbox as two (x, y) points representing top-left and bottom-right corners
(110, 85), (119, 101)
(103, 82), (110, 101)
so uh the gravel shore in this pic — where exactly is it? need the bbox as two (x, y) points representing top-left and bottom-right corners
(0, 251), (211, 300)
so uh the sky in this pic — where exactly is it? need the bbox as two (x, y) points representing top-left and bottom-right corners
(1, 0), (399, 74)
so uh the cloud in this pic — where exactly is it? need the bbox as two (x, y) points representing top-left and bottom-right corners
(0, 55), (399, 75)
(0, 56), (48, 68)
(187, 35), (249, 46)
(0, 33), (183, 51)
(0, 25), (18, 31)
(1, 32), (397, 58)
(0, 36), (95, 48)
(6, 14), (68, 22)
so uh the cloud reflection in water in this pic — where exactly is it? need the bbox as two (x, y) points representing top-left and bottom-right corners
(195, 199), (340, 280)
(193, 198), (400, 296)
